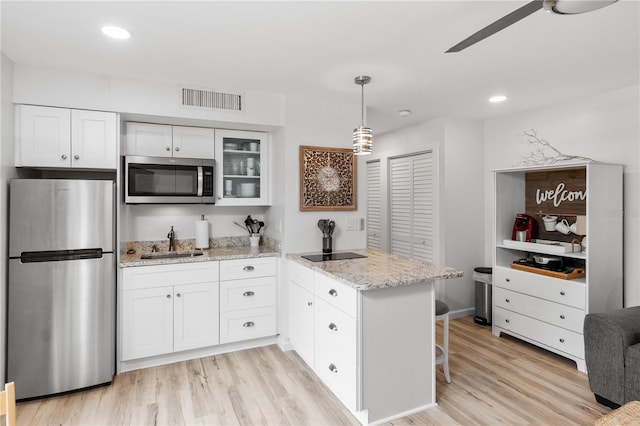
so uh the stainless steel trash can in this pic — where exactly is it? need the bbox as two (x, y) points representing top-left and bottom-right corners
(473, 267), (492, 325)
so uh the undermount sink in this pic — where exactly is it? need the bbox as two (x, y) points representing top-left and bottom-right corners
(140, 250), (204, 259)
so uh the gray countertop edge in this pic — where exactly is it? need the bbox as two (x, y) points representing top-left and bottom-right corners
(120, 247), (281, 268)
(286, 249), (464, 291)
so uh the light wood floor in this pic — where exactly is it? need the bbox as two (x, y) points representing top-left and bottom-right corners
(17, 316), (611, 425)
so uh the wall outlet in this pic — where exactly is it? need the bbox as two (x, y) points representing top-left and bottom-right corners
(346, 217), (357, 231)
(359, 218), (365, 231)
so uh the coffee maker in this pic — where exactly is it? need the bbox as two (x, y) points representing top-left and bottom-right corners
(512, 213), (537, 242)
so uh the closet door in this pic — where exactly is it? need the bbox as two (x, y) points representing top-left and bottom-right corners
(389, 151), (435, 262)
(366, 160), (382, 250)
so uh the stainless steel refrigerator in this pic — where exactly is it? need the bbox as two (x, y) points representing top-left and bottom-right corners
(7, 179), (115, 400)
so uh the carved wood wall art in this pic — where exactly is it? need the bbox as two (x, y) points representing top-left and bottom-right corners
(299, 145), (357, 211)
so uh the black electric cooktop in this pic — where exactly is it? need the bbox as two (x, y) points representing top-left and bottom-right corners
(301, 252), (368, 262)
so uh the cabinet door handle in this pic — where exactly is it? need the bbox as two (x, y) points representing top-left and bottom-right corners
(243, 265), (255, 272)
(505, 278), (511, 283)
(61, 154), (68, 160)
(243, 291), (255, 297)
(166, 294), (171, 299)
(165, 146), (171, 151)
(328, 323), (338, 331)
(560, 291), (566, 296)
(505, 298), (510, 303)
(329, 289), (338, 297)
(560, 314), (565, 319)
(243, 321), (255, 328)
(559, 338), (565, 343)
(74, 155), (80, 160)
(176, 293), (181, 298)
(328, 363), (338, 373)
(505, 319), (510, 323)
(175, 147), (180, 152)
(307, 301), (313, 306)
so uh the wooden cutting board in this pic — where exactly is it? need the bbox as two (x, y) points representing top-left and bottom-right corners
(510, 262), (585, 280)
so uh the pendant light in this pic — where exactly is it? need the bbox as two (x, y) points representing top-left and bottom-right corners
(353, 76), (372, 155)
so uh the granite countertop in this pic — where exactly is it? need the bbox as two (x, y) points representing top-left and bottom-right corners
(120, 245), (280, 268)
(287, 249), (463, 291)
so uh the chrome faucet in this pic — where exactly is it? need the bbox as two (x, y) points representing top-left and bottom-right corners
(167, 226), (176, 251)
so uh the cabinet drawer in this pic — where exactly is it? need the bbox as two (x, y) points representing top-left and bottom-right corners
(219, 307), (276, 344)
(288, 260), (314, 293)
(315, 298), (357, 361)
(495, 287), (585, 333)
(494, 307), (584, 358)
(219, 276), (276, 313)
(315, 336), (357, 411)
(314, 273), (357, 317)
(220, 257), (276, 281)
(493, 266), (585, 309)
(122, 262), (219, 290)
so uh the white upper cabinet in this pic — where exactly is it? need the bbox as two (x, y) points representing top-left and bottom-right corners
(70, 109), (117, 169)
(124, 122), (173, 157)
(15, 104), (117, 169)
(215, 129), (270, 206)
(125, 122), (215, 159)
(172, 126), (215, 159)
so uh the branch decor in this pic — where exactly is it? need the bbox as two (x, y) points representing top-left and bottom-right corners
(517, 129), (594, 166)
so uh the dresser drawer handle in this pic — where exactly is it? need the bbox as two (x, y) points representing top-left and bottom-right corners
(560, 314), (566, 319)
(560, 291), (566, 296)
(559, 338), (565, 343)
(243, 291), (255, 297)
(243, 265), (255, 272)
(243, 321), (255, 328)
(329, 289), (338, 297)
(328, 322), (338, 331)
(505, 319), (510, 323)
(505, 298), (510, 303)
(307, 301), (313, 306)
(329, 363), (338, 373)
(505, 278), (511, 283)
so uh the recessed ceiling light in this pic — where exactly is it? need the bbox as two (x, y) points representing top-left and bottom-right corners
(398, 109), (412, 117)
(489, 95), (507, 103)
(101, 26), (131, 40)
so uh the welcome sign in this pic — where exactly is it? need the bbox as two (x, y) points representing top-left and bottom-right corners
(525, 168), (587, 216)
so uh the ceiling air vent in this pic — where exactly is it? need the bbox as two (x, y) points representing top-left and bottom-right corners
(180, 87), (242, 112)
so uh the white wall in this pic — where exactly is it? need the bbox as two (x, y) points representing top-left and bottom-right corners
(0, 53), (17, 385)
(13, 64), (284, 130)
(484, 85), (640, 307)
(371, 117), (485, 314)
(282, 94), (367, 254)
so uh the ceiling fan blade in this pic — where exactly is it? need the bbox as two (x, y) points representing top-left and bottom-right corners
(446, 0), (543, 53)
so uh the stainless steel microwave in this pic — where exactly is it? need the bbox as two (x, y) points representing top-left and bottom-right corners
(124, 156), (215, 204)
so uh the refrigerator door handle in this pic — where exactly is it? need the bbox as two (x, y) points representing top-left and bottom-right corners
(20, 248), (104, 263)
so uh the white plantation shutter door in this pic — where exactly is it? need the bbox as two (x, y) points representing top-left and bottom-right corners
(366, 160), (382, 249)
(389, 151), (434, 262)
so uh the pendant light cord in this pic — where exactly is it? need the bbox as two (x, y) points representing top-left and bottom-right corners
(361, 82), (365, 126)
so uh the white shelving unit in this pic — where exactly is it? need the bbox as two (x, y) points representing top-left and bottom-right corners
(492, 162), (623, 372)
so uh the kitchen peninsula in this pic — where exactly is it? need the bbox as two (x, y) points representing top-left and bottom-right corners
(287, 249), (462, 425)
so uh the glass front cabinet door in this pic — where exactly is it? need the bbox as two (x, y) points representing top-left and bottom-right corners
(215, 129), (270, 206)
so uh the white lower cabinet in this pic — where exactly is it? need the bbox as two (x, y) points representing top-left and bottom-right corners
(314, 297), (357, 409)
(288, 259), (437, 425)
(122, 262), (219, 361)
(288, 260), (358, 411)
(219, 257), (277, 344)
(289, 280), (315, 367)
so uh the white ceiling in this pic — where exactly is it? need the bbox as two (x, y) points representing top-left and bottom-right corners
(2, 1), (639, 134)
